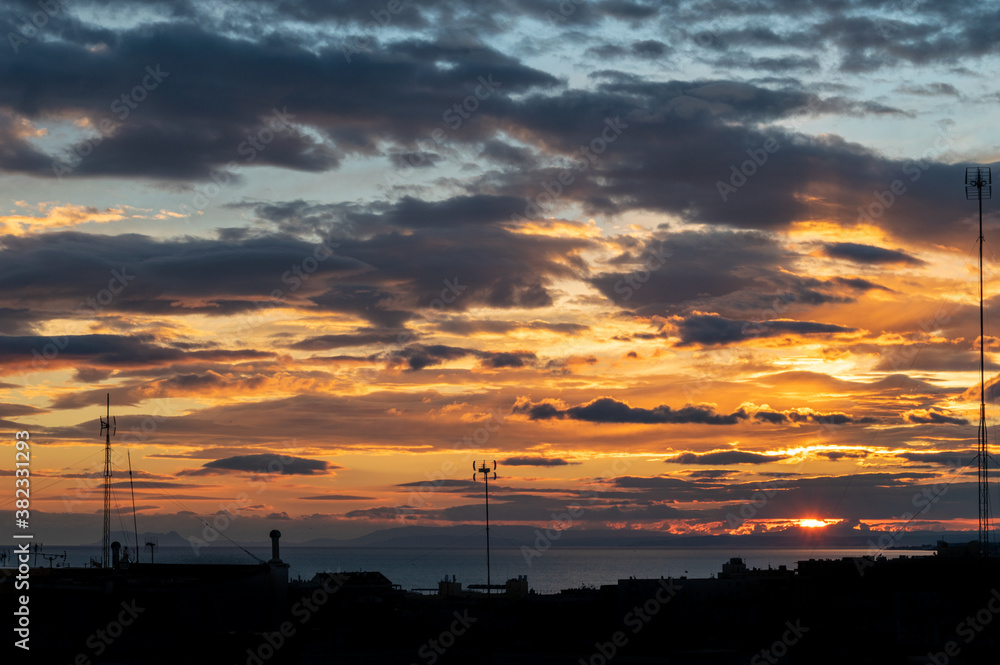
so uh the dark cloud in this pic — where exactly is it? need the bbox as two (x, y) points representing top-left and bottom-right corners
(0, 231), (372, 321)
(299, 494), (375, 500)
(389, 344), (470, 371)
(502, 456), (578, 467)
(894, 83), (961, 97)
(674, 314), (855, 346)
(434, 319), (588, 336)
(822, 242), (926, 266)
(0, 334), (272, 374)
(818, 450), (870, 460)
(831, 276), (892, 292)
(903, 408), (970, 426)
(515, 396), (748, 425)
(894, 451), (976, 468)
(184, 453), (335, 475)
(752, 408), (861, 426)
(395, 479), (478, 488)
(668, 451), (791, 465)
(0, 402), (48, 418)
(477, 350), (537, 369)
(290, 332), (406, 351)
(0, 24), (559, 179)
(0, 213), (589, 328)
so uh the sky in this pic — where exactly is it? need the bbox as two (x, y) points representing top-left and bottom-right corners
(1, 0), (1000, 548)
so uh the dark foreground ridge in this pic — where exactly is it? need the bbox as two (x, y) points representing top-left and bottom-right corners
(4, 534), (1000, 664)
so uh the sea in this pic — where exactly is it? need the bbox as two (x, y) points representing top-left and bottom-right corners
(20, 545), (935, 594)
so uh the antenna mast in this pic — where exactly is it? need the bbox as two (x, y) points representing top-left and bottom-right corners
(474, 460), (497, 593)
(967, 166), (993, 557)
(99, 393), (116, 568)
(128, 450), (139, 559)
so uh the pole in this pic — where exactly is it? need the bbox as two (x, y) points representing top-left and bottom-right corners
(979, 178), (990, 557)
(475, 460), (497, 593)
(102, 394), (112, 569)
(128, 451), (139, 560)
(485, 470), (491, 594)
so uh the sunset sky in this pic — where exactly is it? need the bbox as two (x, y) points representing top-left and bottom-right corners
(2, 0), (999, 547)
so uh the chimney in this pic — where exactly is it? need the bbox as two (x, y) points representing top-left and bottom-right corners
(269, 530), (281, 563)
(111, 541), (121, 569)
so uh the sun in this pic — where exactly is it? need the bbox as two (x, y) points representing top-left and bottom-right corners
(797, 519), (838, 528)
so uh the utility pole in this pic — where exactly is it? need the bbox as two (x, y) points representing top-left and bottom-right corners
(99, 394), (116, 569)
(474, 460), (497, 593)
(966, 166), (993, 556)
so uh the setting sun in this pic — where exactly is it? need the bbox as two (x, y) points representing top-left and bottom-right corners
(797, 519), (841, 529)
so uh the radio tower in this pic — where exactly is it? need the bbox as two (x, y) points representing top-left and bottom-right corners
(474, 460), (497, 593)
(967, 166), (992, 557)
(99, 393), (116, 569)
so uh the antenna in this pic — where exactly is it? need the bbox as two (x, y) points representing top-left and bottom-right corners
(41, 550), (66, 568)
(145, 537), (158, 564)
(474, 460), (497, 594)
(966, 166), (992, 557)
(128, 450), (140, 560)
(99, 393), (116, 569)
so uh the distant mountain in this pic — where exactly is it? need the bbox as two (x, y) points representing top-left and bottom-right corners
(70, 525), (974, 551)
(81, 530), (196, 549)
(298, 524), (970, 550)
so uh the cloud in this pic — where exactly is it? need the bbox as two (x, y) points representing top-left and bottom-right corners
(667, 451), (791, 465)
(903, 408), (970, 426)
(184, 454), (335, 475)
(674, 314), (855, 346)
(477, 350), (538, 369)
(0, 334), (273, 375)
(821, 242), (925, 266)
(299, 494), (375, 501)
(388, 344), (471, 371)
(515, 396), (748, 425)
(831, 277), (892, 292)
(0, 203), (131, 236)
(0, 26), (559, 179)
(752, 407), (863, 426)
(502, 456), (578, 467)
